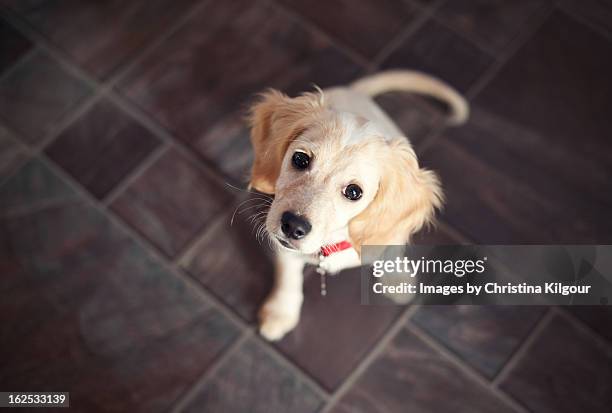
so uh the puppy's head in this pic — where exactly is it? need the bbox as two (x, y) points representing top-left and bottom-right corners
(248, 89), (443, 255)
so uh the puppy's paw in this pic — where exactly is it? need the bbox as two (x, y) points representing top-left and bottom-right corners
(258, 295), (301, 341)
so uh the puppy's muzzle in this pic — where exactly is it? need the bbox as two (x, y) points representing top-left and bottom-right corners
(280, 211), (311, 240)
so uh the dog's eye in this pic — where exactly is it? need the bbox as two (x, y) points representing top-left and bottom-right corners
(343, 184), (363, 201)
(292, 151), (310, 170)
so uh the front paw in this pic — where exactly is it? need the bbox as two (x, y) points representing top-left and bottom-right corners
(258, 294), (302, 341)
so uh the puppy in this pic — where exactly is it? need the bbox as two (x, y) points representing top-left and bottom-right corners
(247, 70), (468, 341)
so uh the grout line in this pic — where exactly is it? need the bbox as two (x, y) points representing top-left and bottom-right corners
(105, 1), (210, 88)
(465, 5), (555, 101)
(413, 123), (447, 155)
(169, 330), (253, 413)
(0, 0), (206, 91)
(1, 0), (266, 354)
(368, 6), (434, 71)
(369, 0), (448, 71)
(415, 3), (554, 154)
(172, 216), (224, 267)
(103, 89), (241, 189)
(320, 304), (421, 413)
(406, 321), (530, 413)
(552, 307), (612, 353)
(491, 309), (555, 387)
(35, 91), (104, 152)
(101, 143), (169, 206)
(0, 43), (38, 84)
(423, 134), (566, 217)
(556, 3), (612, 45)
(0, 8), (100, 90)
(0, 125), (35, 186)
(1, 0), (237, 191)
(251, 333), (332, 403)
(36, 153), (250, 332)
(429, 13), (499, 59)
(3, 5), (224, 162)
(270, 0), (371, 69)
(37, 151), (330, 407)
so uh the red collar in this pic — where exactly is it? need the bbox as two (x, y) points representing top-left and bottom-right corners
(320, 240), (353, 257)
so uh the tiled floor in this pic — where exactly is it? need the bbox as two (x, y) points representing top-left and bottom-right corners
(1, 1), (611, 412)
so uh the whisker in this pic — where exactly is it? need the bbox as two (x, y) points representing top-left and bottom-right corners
(230, 197), (272, 226)
(238, 203), (270, 215)
(224, 182), (271, 196)
(248, 211), (268, 224)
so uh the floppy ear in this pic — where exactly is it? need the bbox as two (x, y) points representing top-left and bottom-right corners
(248, 89), (324, 194)
(349, 138), (443, 253)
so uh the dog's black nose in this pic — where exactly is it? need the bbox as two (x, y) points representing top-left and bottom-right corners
(280, 211), (311, 240)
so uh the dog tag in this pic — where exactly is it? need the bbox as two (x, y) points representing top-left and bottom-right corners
(317, 255), (327, 296)
(318, 269), (327, 296)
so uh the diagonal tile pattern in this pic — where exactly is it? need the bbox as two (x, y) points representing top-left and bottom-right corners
(332, 326), (517, 413)
(118, 0), (362, 179)
(0, 17), (33, 73)
(0, 125), (27, 180)
(180, 208), (275, 323)
(499, 315), (612, 413)
(110, 148), (234, 258)
(0, 160), (240, 412)
(0, 51), (92, 144)
(277, 267), (402, 391)
(2, 0), (201, 79)
(279, 0), (421, 60)
(412, 305), (546, 378)
(0, 2), (611, 412)
(183, 339), (324, 413)
(46, 98), (161, 199)
(382, 18), (495, 92)
(434, 0), (550, 54)
(474, 11), (612, 172)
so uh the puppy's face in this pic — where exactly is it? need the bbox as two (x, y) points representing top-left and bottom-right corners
(266, 114), (383, 253)
(248, 90), (442, 255)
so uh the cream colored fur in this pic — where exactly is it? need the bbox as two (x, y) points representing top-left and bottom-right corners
(248, 70), (468, 341)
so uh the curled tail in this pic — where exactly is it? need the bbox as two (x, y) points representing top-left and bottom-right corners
(350, 70), (469, 125)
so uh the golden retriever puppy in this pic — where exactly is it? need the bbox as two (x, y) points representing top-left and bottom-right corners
(247, 70), (468, 341)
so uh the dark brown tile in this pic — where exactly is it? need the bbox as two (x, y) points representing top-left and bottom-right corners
(46, 99), (160, 199)
(0, 17), (33, 73)
(412, 222), (463, 245)
(277, 266), (402, 391)
(119, 0), (362, 180)
(280, 0), (421, 60)
(412, 305), (546, 378)
(333, 326), (516, 413)
(3, 0), (199, 79)
(374, 92), (447, 149)
(0, 159), (240, 412)
(0, 51), (92, 144)
(559, 0), (612, 37)
(440, 108), (612, 243)
(475, 11), (612, 171)
(189, 110), (254, 182)
(382, 18), (494, 92)
(419, 137), (612, 243)
(500, 315), (612, 413)
(110, 148), (234, 258)
(435, 0), (550, 54)
(567, 306), (612, 343)
(0, 158), (78, 213)
(183, 338), (323, 413)
(180, 207), (274, 323)
(445, 107), (612, 226)
(0, 126), (28, 181)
